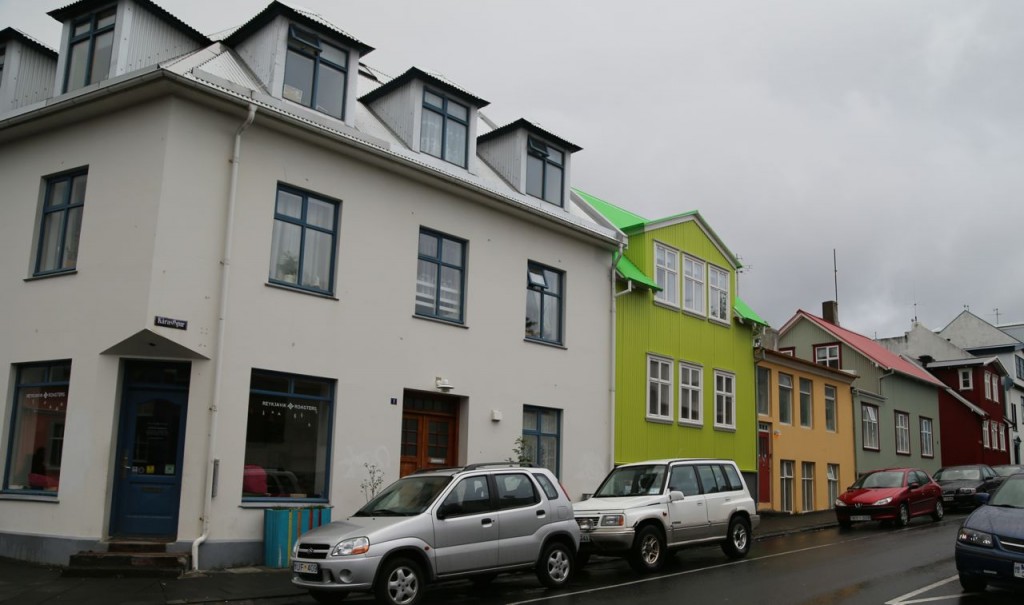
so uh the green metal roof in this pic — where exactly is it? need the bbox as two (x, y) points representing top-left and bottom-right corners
(573, 189), (647, 231)
(616, 255), (660, 290)
(735, 297), (769, 326)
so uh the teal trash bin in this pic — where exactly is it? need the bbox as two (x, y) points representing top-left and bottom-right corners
(263, 505), (332, 568)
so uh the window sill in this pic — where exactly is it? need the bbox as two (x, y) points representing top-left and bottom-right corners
(678, 420), (704, 428)
(709, 317), (731, 328)
(413, 314), (469, 329)
(653, 300), (681, 312)
(25, 269), (77, 282)
(265, 282), (339, 300)
(713, 425), (737, 433)
(682, 308), (707, 320)
(524, 337), (566, 350)
(646, 416), (673, 425)
(0, 492), (59, 502)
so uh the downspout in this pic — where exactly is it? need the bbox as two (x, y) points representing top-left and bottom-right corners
(192, 103), (257, 570)
(609, 243), (630, 472)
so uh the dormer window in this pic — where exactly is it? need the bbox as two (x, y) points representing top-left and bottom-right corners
(64, 6), (115, 92)
(283, 26), (348, 120)
(421, 90), (468, 167)
(526, 137), (564, 206)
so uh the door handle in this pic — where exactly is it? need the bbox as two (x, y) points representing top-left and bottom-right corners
(536, 510), (546, 517)
(481, 518), (492, 525)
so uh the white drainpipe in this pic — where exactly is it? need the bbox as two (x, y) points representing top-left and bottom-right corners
(609, 243), (630, 471)
(191, 103), (257, 570)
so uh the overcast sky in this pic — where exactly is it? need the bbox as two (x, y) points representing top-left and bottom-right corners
(3, 0), (1022, 338)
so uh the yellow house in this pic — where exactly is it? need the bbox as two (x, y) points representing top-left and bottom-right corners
(755, 347), (856, 514)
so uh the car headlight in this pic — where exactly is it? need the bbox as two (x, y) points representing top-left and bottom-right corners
(957, 487), (976, 495)
(834, 499), (847, 507)
(600, 514), (625, 527)
(872, 497), (892, 506)
(958, 528), (993, 548)
(331, 536), (370, 556)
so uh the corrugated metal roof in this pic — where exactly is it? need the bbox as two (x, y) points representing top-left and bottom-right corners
(615, 255), (659, 291)
(359, 66), (489, 108)
(477, 118), (581, 153)
(926, 357), (1000, 369)
(780, 310), (945, 387)
(223, 0), (373, 54)
(573, 188), (647, 231)
(0, 27), (58, 58)
(735, 297), (768, 327)
(48, 0), (210, 44)
(188, 47), (267, 93)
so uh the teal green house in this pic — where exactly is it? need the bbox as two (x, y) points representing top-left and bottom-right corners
(573, 189), (767, 488)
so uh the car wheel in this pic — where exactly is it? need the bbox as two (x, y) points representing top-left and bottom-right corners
(931, 499), (944, 522)
(628, 525), (666, 573)
(375, 557), (423, 605)
(309, 590), (348, 604)
(959, 572), (987, 592)
(894, 503), (910, 528)
(721, 516), (752, 559)
(536, 541), (573, 588)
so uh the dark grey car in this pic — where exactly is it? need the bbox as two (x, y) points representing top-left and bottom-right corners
(290, 463), (580, 605)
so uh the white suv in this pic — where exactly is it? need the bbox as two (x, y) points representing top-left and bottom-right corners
(291, 463), (579, 605)
(573, 458), (759, 572)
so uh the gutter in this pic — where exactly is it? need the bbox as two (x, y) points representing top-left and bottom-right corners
(191, 102), (257, 570)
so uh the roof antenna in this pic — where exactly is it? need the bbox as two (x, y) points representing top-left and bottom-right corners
(994, 308), (1001, 325)
(833, 249), (839, 303)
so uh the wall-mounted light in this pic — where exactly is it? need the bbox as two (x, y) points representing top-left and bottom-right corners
(435, 377), (454, 393)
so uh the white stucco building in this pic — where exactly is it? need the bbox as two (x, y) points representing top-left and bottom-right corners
(0, 0), (622, 568)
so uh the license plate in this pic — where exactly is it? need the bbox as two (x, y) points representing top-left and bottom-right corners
(943, 496), (953, 502)
(293, 561), (319, 574)
(1015, 562), (1024, 579)
(851, 515), (871, 522)
(580, 533), (591, 543)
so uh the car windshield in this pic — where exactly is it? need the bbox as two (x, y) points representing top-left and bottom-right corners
(990, 475), (1024, 508)
(934, 468), (981, 481)
(993, 466), (1023, 478)
(854, 471), (905, 489)
(355, 475), (451, 516)
(593, 464), (667, 497)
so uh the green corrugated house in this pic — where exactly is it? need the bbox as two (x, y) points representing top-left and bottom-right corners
(573, 189), (767, 489)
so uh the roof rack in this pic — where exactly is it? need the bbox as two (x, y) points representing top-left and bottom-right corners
(409, 466), (463, 475)
(462, 462), (535, 471)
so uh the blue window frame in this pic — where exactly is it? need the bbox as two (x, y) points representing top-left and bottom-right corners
(4, 361), (71, 495)
(283, 26), (348, 120)
(64, 6), (116, 92)
(525, 137), (564, 206)
(243, 369), (334, 501)
(35, 169), (87, 276)
(523, 406), (561, 477)
(525, 261), (563, 345)
(415, 228), (466, 323)
(421, 90), (469, 167)
(269, 185), (339, 295)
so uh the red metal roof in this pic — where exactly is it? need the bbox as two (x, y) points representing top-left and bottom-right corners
(781, 310), (945, 387)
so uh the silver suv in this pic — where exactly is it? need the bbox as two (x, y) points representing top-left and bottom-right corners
(573, 458), (759, 572)
(291, 463), (580, 605)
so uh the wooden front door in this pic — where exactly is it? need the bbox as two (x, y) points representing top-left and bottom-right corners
(400, 392), (459, 477)
(757, 423), (772, 503)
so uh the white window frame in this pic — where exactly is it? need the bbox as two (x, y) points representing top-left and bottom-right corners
(827, 464), (839, 509)
(678, 362), (703, 425)
(780, 460), (795, 513)
(895, 411), (910, 455)
(999, 425), (1006, 451)
(714, 370), (736, 429)
(647, 355), (673, 422)
(653, 243), (679, 308)
(990, 421), (999, 450)
(708, 264), (730, 323)
(991, 374), (1000, 402)
(779, 373), (793, 425)
(959, 368), (972, 390)
(862, 404), (879, 450)
(801, 462), (815, 512)
(824, 385), (837, 432)
(920, 417), (934, 457)
(814, 344), (840, 369)
(983, 419), (990, 449)
(985, 372), (992, 399)
(683, 255), (705, 315)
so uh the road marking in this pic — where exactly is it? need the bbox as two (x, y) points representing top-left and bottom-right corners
(883, 574), (960, 604)
(505, 535), (878, 605)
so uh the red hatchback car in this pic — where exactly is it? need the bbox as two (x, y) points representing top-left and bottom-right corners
(834, 468), (944, 529)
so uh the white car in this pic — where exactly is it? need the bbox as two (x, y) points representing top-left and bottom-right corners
(573, 458), (759, 572)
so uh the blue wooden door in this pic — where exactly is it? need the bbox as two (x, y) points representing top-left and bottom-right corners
(110, 364), (189, 538)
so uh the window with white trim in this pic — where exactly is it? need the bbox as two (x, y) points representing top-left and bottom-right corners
(920, 417), (934, 457)
(708, 265), (729, 322)
(827, 464), (839, 509)
(683, 256), (705, 314)
(780, 460), (794, 513)
(714, 370), (735, 429)
(999, 425), (1006, 451)
(678, 362), (702, 424)
(653, 243), (679, 307)
(959, 368), (972, 390)
(647, 355), (672, 421)
(895, 411), (910, 455)
(990, 421), (999, 450)
(814, 344), (840, 369)
(756, 366), (770, 416)
(990, 374), (1001, 403)
(801, 462), (815, 512)
(824, 385), (837, 432)
(983, 419), (990, 449)
(862, 404), (879, 450)
(985, 372), (993, 399)
(779, 373), (793, 424)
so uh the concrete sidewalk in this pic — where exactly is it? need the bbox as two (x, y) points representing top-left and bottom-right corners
(0, 510), (837, 605)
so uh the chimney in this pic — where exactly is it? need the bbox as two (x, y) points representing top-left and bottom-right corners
(822, 301), (839, 325)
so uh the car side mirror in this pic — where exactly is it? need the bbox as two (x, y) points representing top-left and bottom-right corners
(908, 482), (920, 490)
(975, 492), (991, 505)
(669, 490), (685, 502)
(436, 503), (459, 520)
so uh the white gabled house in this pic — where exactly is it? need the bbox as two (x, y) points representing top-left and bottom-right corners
(0, 0), (622, 569)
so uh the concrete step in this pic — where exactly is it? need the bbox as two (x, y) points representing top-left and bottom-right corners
(63, 550), (190, 578)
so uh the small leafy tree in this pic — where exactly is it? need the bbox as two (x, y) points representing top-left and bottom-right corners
(360, 462), (385, 502)
(507, 436), (533, 466)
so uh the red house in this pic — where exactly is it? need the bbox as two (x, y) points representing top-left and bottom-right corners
(926, 357), (1011, 467)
